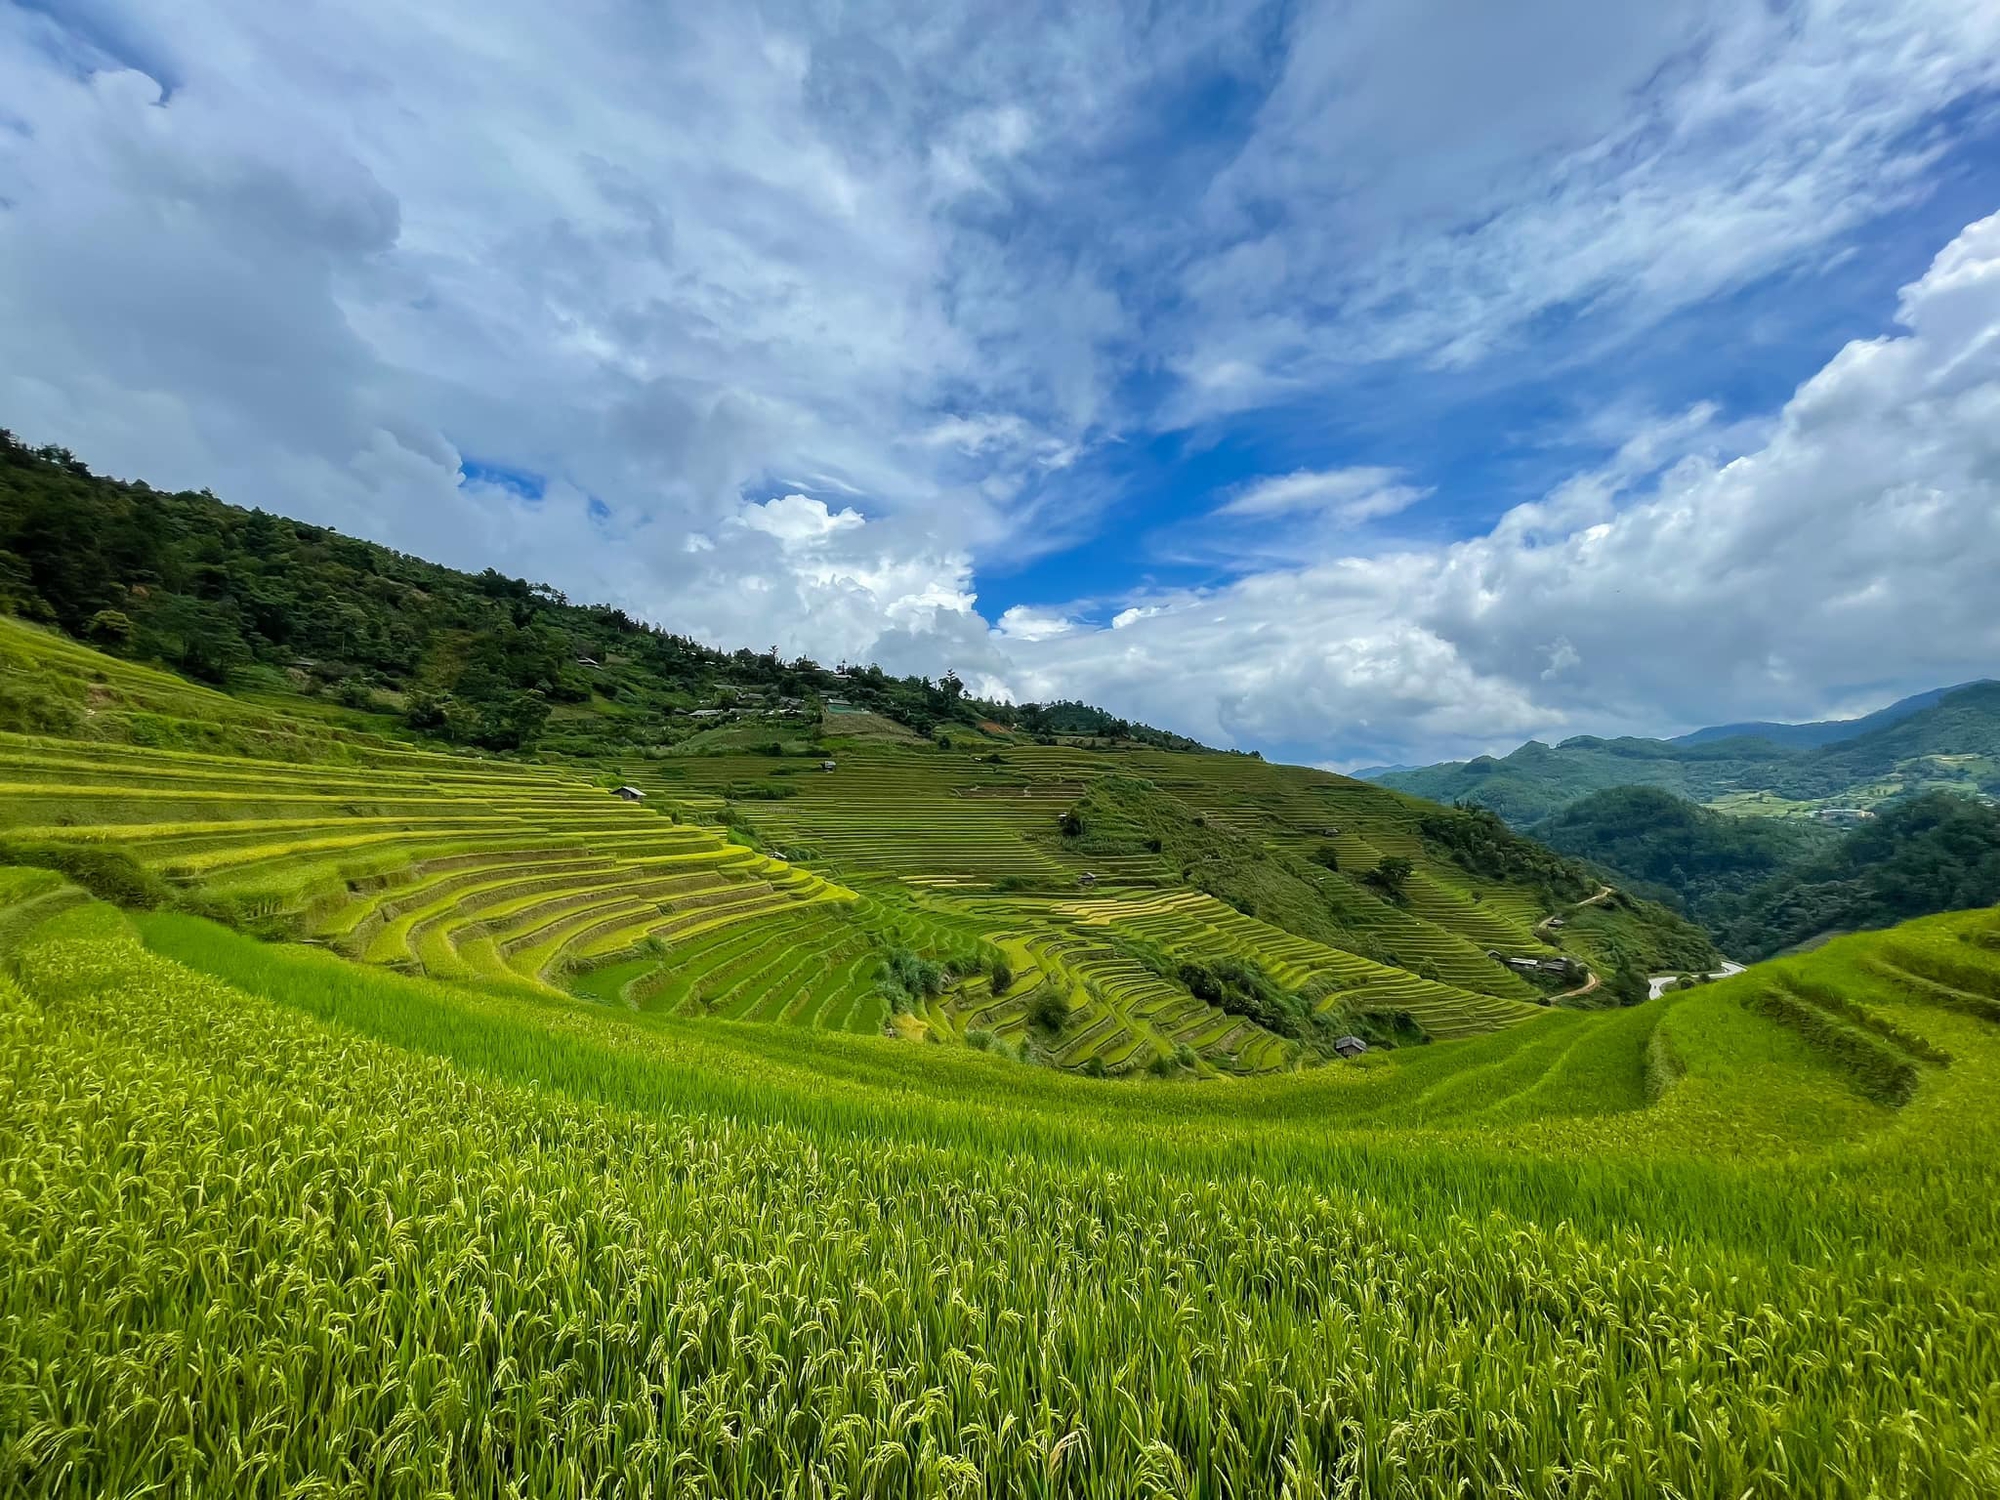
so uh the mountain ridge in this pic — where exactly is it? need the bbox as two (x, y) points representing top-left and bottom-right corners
(1368, 682), (2000, 825)
(1668, 681), (1988, 749)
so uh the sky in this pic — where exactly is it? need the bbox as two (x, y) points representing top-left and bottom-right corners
(4, 1), (2000, 769)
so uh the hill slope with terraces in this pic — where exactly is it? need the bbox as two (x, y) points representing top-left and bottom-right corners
(0, 613), (1705, 1074)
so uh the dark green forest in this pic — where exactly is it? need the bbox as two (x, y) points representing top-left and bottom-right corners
(1541, 786), (2000, 959)
(0, 432), (1201, 756)
(1536, 788), (1831, 918)
(1714, 793), (2000, 957)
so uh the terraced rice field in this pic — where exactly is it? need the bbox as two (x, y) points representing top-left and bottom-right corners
(0, 625), (1576, 1074)
(0, 710), (1567, 1073)
(3, 874), (1998, 1495)
(0, 732), (853, 993)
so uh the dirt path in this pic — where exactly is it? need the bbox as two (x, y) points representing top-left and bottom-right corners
(1533, 884), (1614, 941)
(1553, 967), (1602, 1002)
(1532, 885), (1616, 999)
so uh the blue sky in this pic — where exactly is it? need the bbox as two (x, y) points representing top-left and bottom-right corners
(5, 1), (2000, 766)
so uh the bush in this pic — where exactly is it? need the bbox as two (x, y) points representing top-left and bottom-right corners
(1027, 986), (1070, 1033)
(0, 839), (172, 909)
(877, 947), (946, 1013)
(989, 959), (1014, 995)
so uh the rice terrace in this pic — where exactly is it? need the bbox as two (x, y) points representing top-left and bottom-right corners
(6, 5), (2000, 1490)
(0, 493), (1997, 1497)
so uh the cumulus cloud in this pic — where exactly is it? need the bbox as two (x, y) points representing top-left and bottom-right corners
(991, 212), (2000, 765)
(993, 606), (1078, 642)
(735, 494), (866, 547)
(2, 2), (1997, 766)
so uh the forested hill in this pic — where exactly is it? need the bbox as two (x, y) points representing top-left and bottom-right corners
(1666, 683), (1972, 749)
(1539, 785), (2000, 959)
(0, 431), (1201, 757)
(1368, 684), (2000, 825)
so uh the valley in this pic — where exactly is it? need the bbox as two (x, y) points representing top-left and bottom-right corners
(0, 446), (1996, 1497)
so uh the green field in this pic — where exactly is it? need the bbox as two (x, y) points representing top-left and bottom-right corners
(0, 618), (1605, 1075)
(3, 873), (1999, 1495)
(3, 621), (1999, 1495)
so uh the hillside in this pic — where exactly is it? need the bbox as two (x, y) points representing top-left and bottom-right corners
(1371, 681), (2000, 824)
(1537, 786), (1835, 919)
(4, 866), (1999, 1493)
(1668, 681), (1979, 748)
(1539, 786), (2000, 961)
(1713, 792), (2000, 958)
(0, 614), (1714, 1075)
(0, 431), (1198, 756)
(0, 431), (1718, 1071)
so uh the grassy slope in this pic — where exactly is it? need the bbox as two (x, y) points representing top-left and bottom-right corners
(0, 617), (1706, 1073)
(1, 883), (1996, 1495)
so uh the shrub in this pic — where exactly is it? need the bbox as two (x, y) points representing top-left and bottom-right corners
(0, 839), (172, 909)
(1362, 856), (1414, 901)
(1027, 986), (1069, 1033)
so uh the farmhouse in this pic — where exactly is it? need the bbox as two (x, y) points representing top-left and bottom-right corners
(611, 785), (646, 801)
(1545, 916), (1565, 930)
(1334, 1035), (1368, 1059)
(1078, 871), (1097, 887)
(689, 709), (726, 720)
(1814, 807), (1877, 824)
(575, 655), (598, 668)
(1488, 950), (1584, 979)
(821, 759), (837, 772)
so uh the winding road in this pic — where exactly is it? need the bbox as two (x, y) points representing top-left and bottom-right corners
(1647, 961), (1745, 1000)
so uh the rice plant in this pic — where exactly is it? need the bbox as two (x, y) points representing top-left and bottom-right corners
(1, 885), (1997, 1496)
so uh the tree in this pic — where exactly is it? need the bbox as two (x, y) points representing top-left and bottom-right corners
(86, 608), (133, 648)
(1606, 964), (1649, 1007)
(1028, 986), (1070, 1033)
(1363, 856), (1413, 901)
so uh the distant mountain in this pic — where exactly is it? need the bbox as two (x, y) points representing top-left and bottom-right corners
(1669, 682), (1987, 750)
(1369, 682), (2000, 825)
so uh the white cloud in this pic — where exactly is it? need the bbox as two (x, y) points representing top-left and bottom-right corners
(1165, 0), (2000, 421)
(735, 494), (866, 547)
(988, 211), (2000, 763)
(993, 606), (1077, 642)
(1216, 467), (1427, 524)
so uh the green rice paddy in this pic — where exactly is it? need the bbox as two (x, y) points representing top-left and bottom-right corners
(2, 879), (1998, 1494)
(2, 620), (1997, 1495)
(0, 618), (1575, 1074)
